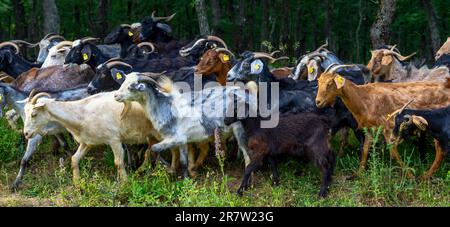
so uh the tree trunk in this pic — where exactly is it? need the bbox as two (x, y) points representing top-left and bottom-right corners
(281, 0), (290, 55)
(355, 0), (363, 62)
(260, 0), (269, 51)
(29, 0), (39, 42)
(247, 0), (256, 50)
(294, 5), (304, 56)
(210, 0), (222, 36)
(323, 0), (334, 50)
(235, 0), (246, 51)
(97, 0), (109, 38)
(420, 0), (441, 54)
(195, 0), (211, 36)
(43, 0), (60, 34)
(12, 0), (27, 39)
(370, 0), (396, 49)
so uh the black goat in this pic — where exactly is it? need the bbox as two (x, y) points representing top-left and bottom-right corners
(226, 112), (335, 197)
(64, 37), (119, 70)
(227, 51), (365, 155)
(392, 105), (450, 179)
(0, 49), (41, 78)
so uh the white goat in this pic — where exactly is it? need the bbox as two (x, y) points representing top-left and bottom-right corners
(114, 72), (254, 177)
(41, 41), (73, 68)
(23, 91), (160, 183)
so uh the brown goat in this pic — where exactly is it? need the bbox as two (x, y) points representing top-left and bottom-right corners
(195, 48), (292, 84)
(436, 37), (450, 60)
(12, 64), (94, 93)
(194, 48), (234, 85)
(315, 65), (450, 179)
(367, 46), (449, 83)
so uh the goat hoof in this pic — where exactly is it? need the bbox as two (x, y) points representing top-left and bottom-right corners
(272, 180), (280, 186)
(236, 189), (244, 196)
(318, 191), (328, 198)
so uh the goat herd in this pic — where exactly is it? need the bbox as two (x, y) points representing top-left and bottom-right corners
(1, 12), (450, 198)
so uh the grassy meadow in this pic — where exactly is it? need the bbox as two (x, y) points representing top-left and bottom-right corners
(0, 118), (448, 207)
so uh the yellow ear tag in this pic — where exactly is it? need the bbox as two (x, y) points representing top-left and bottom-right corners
(308, 67), (315, 74)
(128, 31), (134, 37)
(254, 64), (260, 70)
(0, 95), (2, 102)
(116, 72), (123, 80)
(222, 54), (230, 62)
(335, 75), (344, 86)
(82, 53), (89, 61)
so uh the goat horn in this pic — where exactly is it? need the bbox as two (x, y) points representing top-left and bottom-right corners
(308, 52), (327, 59)
(215, 48), (235, 59)
(11, 40), (39, 48)
(81, 37), (100, 44)
(30, 92), (51, 105)
(270, 50), (281, 57)
(389, 44), (397, 52)
(137, 42), (156, 53)
(384, 50), (416, 62)
(386, 99), (415, 120)
(0, 42), (20, 54)
(316, 39), (329, 52)
(253, 52), (277, 63)
(0, 75), (11, 82)
(106, 61), (133, 69)
(102, 57), (122, 65)
(53, 41), (74, 50)
(120, 24), (131, 28)
(206, 36), (228, 49)
(28, 89), (38, 99)
(47, 35), (66, 42)
(42, 33), (57, 40)
(151, 11), (177, 22)
(325, 64), (356, 74)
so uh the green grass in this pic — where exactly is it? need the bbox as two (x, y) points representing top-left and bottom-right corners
(0, 118), (449, 207)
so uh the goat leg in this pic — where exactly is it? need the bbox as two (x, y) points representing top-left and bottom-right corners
(194, 142), (210, 169)
(11, 135), (42, 191)
(337, 128), (349, 157)
(110, 142), (128, 182)
(420, 139), (445, 181)
(187, 144), (197, 178)
(237, 161), (260, 196)
(348, 133), (373, 180)
(268, 156), (280, 186)
(178, 144), (189, 178)
(71, 143), (89, 185)
(230, 122), (251, 167)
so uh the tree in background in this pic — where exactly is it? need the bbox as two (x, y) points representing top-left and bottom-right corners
(43, 0), (60, 34)
(370, 0), (397, 49)
(420, 0), (441, 54)
(195, 0), (210, 36)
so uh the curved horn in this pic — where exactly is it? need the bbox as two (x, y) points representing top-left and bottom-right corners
(120, 24), (131, 28)
(81, 37), (100, 44)
(215, 48), (235, 59)
(105, 61), (133, 69)
(42, 33), (57, 40)
(11, 40), (39, 48)
(384, 50), (416, 62)
(53, 41), (74, 50)
(316, 39), (329, 52)
(137, 74), (159, 84)
(137, 42), (156, 53)
(325, 64), (356, 74)
(270, 50), (281, 57)
(30, 92), (51, 105)
(151, 11), (177, 22)
(206, 36), (228, 49)
(386, 99), (415, 120)
(253, 52), (277, 63)
(0, 42), (20, 54)
(0, 75), (11, 82)
(47, 35), (65, 42)
(308, 52), (327, 59)
(389, 44), (397, 52)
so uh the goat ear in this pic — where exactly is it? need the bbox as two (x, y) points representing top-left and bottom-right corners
(381, 55), (393, 65)
(81, 45), (92, 62)
(219, 53), (230, 63)
(412, 115), (428, 131)
(111, 68), (126, 84)
(156, 23), (172, 33)
(333, 75), (346, 89)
